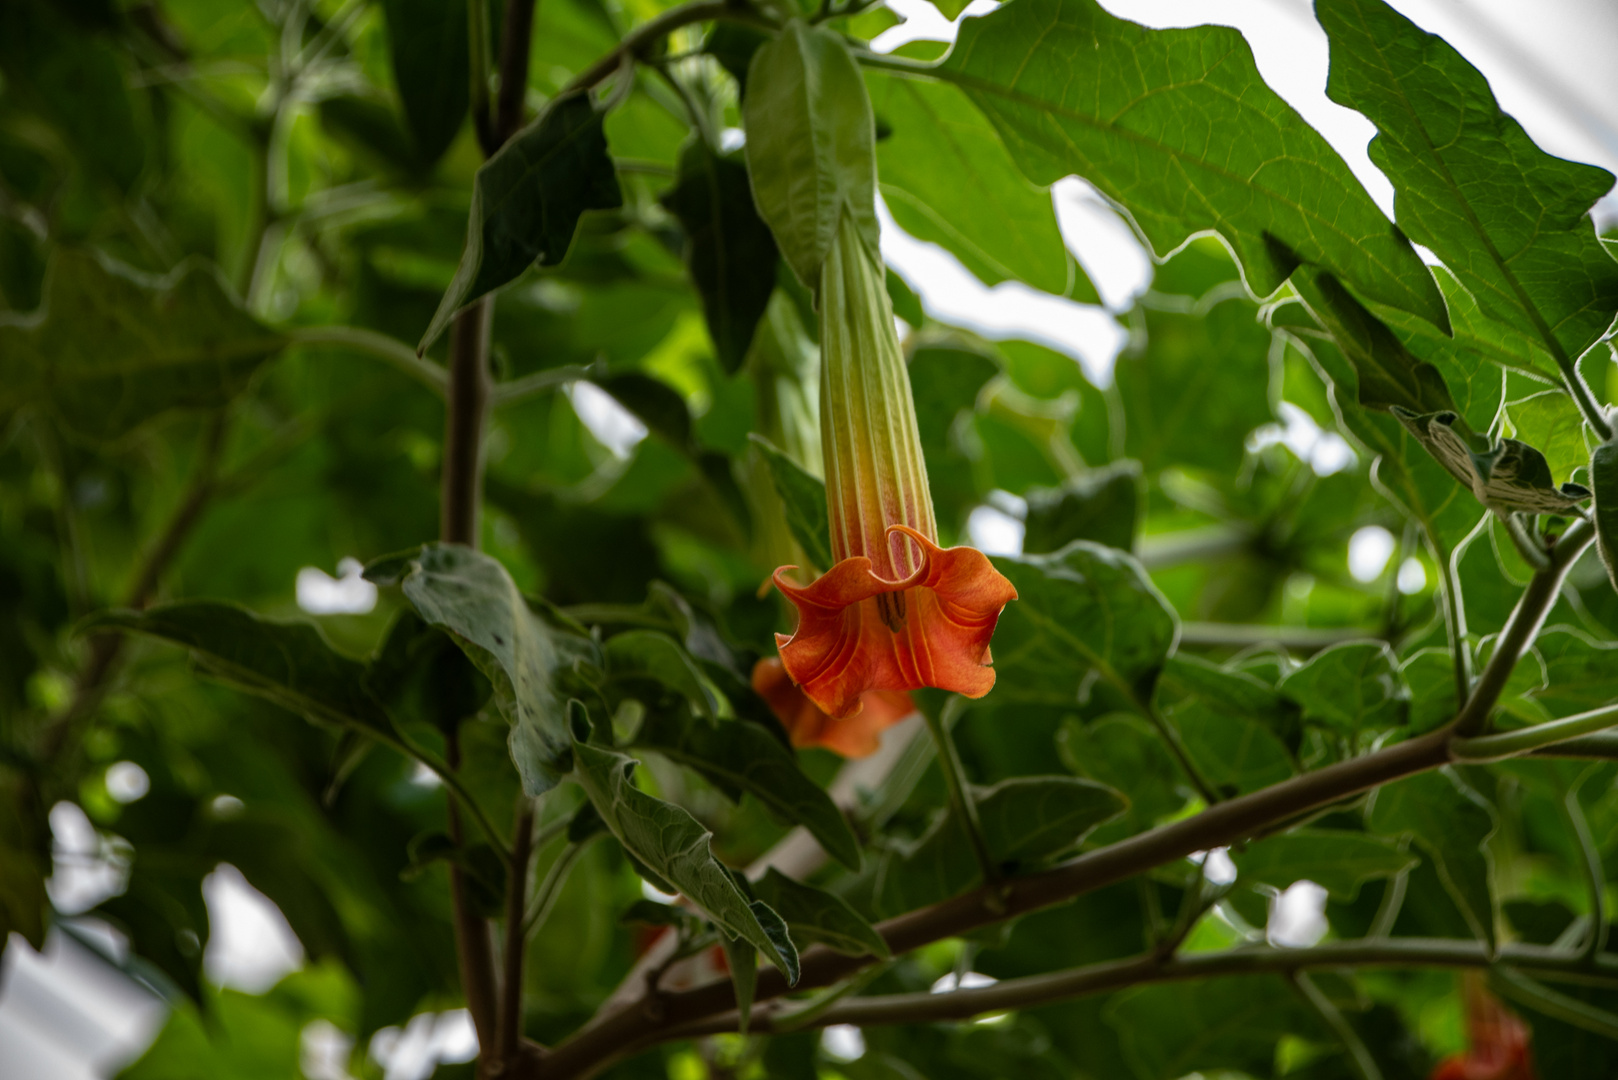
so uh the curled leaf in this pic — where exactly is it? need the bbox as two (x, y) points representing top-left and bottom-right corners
(1392, 407), (1590, 515)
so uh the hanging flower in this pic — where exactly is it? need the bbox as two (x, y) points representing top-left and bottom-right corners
(752, 656), (913, 758)
(770, 215), (1017, 720)
(1430, 975), (1536, 1080)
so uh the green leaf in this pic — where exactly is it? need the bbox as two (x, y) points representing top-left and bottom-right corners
(1173, 703), (1295, 797)
(867, 71), (1093, 301)
(876, 775), (1123, 914)
(1116, 296), (1277, 474)
(420, 93), (622, 352)
(1392, 407), (1591, 515)
(743, 21), (878, 288)
(604, 630), (719, 721)
(0, 251), (287, 441)
(1591, 440), (1618, 595)
(84, 601), (395, 738)
(0, 778), (48, 954)
(1278, 641), (1408, 739)
(1058, 714), (1184, 835)
(721, 929), (759, 1035)
(749, 433), (834, 570)
(936, 0), (1446, 327)
(632, 709), (862, 871)
(661, 140), (780, 373)
(751, 867), (890, 959)
(1506, 390), (1588, 490)
(1159, 654), (1295, 729)
(569, 738), (800, 983)
(366, 610), (492, 735)
(1400, 647), (1460, 733)
(1367, 769), (1497, 946)
(367, 544), (592, 796)
(989, 543), (1178, 707)
(1232, 830), (1416, 901)
(1022, 462), (1141, 555)
(1530, 628), (1618, 718)
(380, 0), (469, 166)
(1318, 0), (1618, 370)
(1106, 976), (1324, 1079)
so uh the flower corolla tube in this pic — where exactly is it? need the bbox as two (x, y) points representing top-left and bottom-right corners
(770, 215), (1017, 721)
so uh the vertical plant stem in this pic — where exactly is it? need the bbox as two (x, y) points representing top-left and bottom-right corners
(441, 301), (494, 546)
(445, 731), (500, 1057)
(1563, 772), (1609, 959)
(494, 0), (538, 141)
(498, 800), (536, 1067)
(1439, 528), (1473, 708)
(922, 698), (998, 888)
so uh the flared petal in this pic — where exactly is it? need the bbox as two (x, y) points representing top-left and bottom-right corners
(772, 526), (1017, 719)
(751, 657), (913, 758)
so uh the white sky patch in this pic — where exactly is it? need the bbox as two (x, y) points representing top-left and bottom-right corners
(203, 865), (305, 993)
(1268, 880), (1330, 948)
(105, 762), (150, 804)
(1397, 557), (1428, 595)
(821, 1024), (867, 1062)
(930, 970), (999, 993)
(1249, 403), (1358, 477)
(47, 803), (125, 916)
(1189, 847), (1238, 885)
(1052, 178), (1155, 310)
(301, 1020), (357, 1080)
(1348, 525), (1397, 583)
(567, 381), (648, 459)
(966, 504), (1025, 556)
(370, 1010), (478, 1080)
(296, 557), (377, 615)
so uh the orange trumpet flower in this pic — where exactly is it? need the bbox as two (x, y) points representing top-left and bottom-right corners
(752, 656), (912, 758)
(770, 215), (1016, 721)
(1430, 975), (1535, 1080)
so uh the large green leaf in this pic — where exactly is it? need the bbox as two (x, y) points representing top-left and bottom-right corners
(1507, 390), (1588, 491)
(1593, 440), (1618, 595)
(1174, 703), (1295, 797)
(876, 775), (1124, 914)
(935, 0), (1447, 326)
(1058, 714), (1184, 836)
(751, 867), (889, 958)
(1022, 462), (1141, 555)
(749, 433), (834, 570)
(990, 542), (1178, 707)
(743, 21), (878, 288)
(604, 630), (719, 721)
(1530, 628), (1618, 718)
(569, 739), (799, 983)
(632, 710), (863, 871)
(661, 140), (780, 373)
(1367, 769), (1497, 946)
(1233, 829), (1416, 900)
(1278, 641), (1408, 740)
(380, 0), (469, 166)
(367, 545), (592, 796)
(85, 601), (395, 738)
(867, 71), (1092, 301)
(1318, 0), (1618, 370)
(420, 94), (622, 351)
(1106, 976), (1323, 1079)
(0, 251), (287, 441)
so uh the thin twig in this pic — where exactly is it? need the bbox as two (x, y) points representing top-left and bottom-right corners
(288, 325), (448, 395)
(498, 800), (537, 1067)
(560, 0), (777, 96)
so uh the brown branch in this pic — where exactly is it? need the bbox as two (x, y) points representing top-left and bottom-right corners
(537, 524), (1597, 1078)
(497, 801), (537, 1070)
(445, 731), (501, 1060)
(440, 301), (493, 546)
(559, 0), (775, 96)
(494, 0), (538, 142)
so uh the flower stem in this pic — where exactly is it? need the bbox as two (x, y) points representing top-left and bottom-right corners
(922, 697), (999, 889)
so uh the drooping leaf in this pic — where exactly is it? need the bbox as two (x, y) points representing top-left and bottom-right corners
(751, 867), (890, 959)
(1392, 407), (1591, 515)
(1232, 830), (1416, 901)
(84, 601), (396, 738)
(935, 0), (1447, 327)
(990, 543), (1178, 707)
(380, 0), (470, 166)
(420, 94), (622, 351)
(367, 544), (593, 796)
(876, 775), (1124, 914)
(661, 140), (780, 373)
(721, 929), (759, 1035)
(1022, 462), (1141, 555)
(1367, 768), (1498, 946)
(743, 21), (878, 288)
(749, 434), (834, 571)
(632, 709), (863, 871)
(0, 251), (287, 441)
(867, 71), (1092, 300)
(1278, 641), (1408, 740)
(1318, 0), (1618, 371)
(569, 738), (799, 983)
(1591, 439), (1618, 594)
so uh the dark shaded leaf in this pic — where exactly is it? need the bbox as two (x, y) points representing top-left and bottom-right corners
(604, 630), (719, 721)
(1367, 769), (1497, 947)
(751, 867), (889, 959)
(367, 610), (492, 735)
(0, 252), (287, 441)
(661, 140), (779, 372)
(1594, 439), (1618, 594)
(1233, 829), (1415, 900)
(421, 94), (622, 351)
(380, 0), (470, 166)
(743, 21), (878, 288)
(1106, 976), (1323, 1079)
(1058, 714), (1183, 836)
(1278, 641), (1408, 739)
(937, 0), (1446, 326)
(569, 738), (799, 982)
(1174, 703), (1295, 797)
(1022, 462), (1141, 554)
(633, 709), (862, 871)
